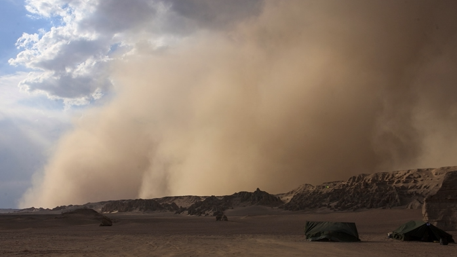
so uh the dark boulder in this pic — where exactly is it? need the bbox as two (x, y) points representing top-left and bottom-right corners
(99, 216), (113, 226)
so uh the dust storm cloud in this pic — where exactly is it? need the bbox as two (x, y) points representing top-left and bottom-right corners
(20, 0), (457, 208)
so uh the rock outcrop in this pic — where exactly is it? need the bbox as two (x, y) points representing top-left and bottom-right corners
(179, 188), (283, 216)
(232, 188), (284, 207)
(283, 167), (455, 211)
(423, 169), (457, 230)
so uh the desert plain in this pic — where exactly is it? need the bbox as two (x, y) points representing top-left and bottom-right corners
(0, 207), (456, 257)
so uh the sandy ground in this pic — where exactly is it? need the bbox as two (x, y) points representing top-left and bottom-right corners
(0, 207), (455, 257)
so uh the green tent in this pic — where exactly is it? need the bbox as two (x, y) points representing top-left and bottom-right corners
(304, 221), (361, 242)
(391, 220), (454, 243)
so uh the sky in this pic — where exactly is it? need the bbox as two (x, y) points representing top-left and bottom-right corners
(0, 0), (69, 208)
(1, 0), (457, 209)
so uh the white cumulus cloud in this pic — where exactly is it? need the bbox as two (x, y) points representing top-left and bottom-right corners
(10, 0), (263, 108)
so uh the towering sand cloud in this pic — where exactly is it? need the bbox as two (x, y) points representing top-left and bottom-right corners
(20, 0), (457, 208)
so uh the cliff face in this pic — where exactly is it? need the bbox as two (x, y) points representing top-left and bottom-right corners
(423, 170), (457, 230)
(283, 167), (456, 211)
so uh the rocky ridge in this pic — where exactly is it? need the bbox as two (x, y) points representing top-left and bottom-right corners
(99, 188), (282, 216)
(283, 166), (456, 211)
(180, 188), (283, 216)
(15, 166), (457, 221)
(35, 188), (282, 216)
(101, 199), (180, 213)
(154, 196), (204, 208)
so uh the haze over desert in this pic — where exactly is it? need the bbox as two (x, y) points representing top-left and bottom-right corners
(1, 0), (457, 256)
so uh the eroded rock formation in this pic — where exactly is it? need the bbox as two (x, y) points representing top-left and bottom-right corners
(423, 169), (457, 230)
(283, 166), (456, 211)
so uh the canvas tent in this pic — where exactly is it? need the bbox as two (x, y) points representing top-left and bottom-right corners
(391, 220), (454, 243)
(304, 221), (360, 242)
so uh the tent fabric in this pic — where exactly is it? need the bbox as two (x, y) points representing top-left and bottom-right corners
(391, 220), (454, 243)
(304, 221), (360, 242)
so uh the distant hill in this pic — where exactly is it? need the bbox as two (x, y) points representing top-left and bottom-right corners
(14, 166), (457, 218)
(0, 209), (18, 214)
(95, 188), (282, 216)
